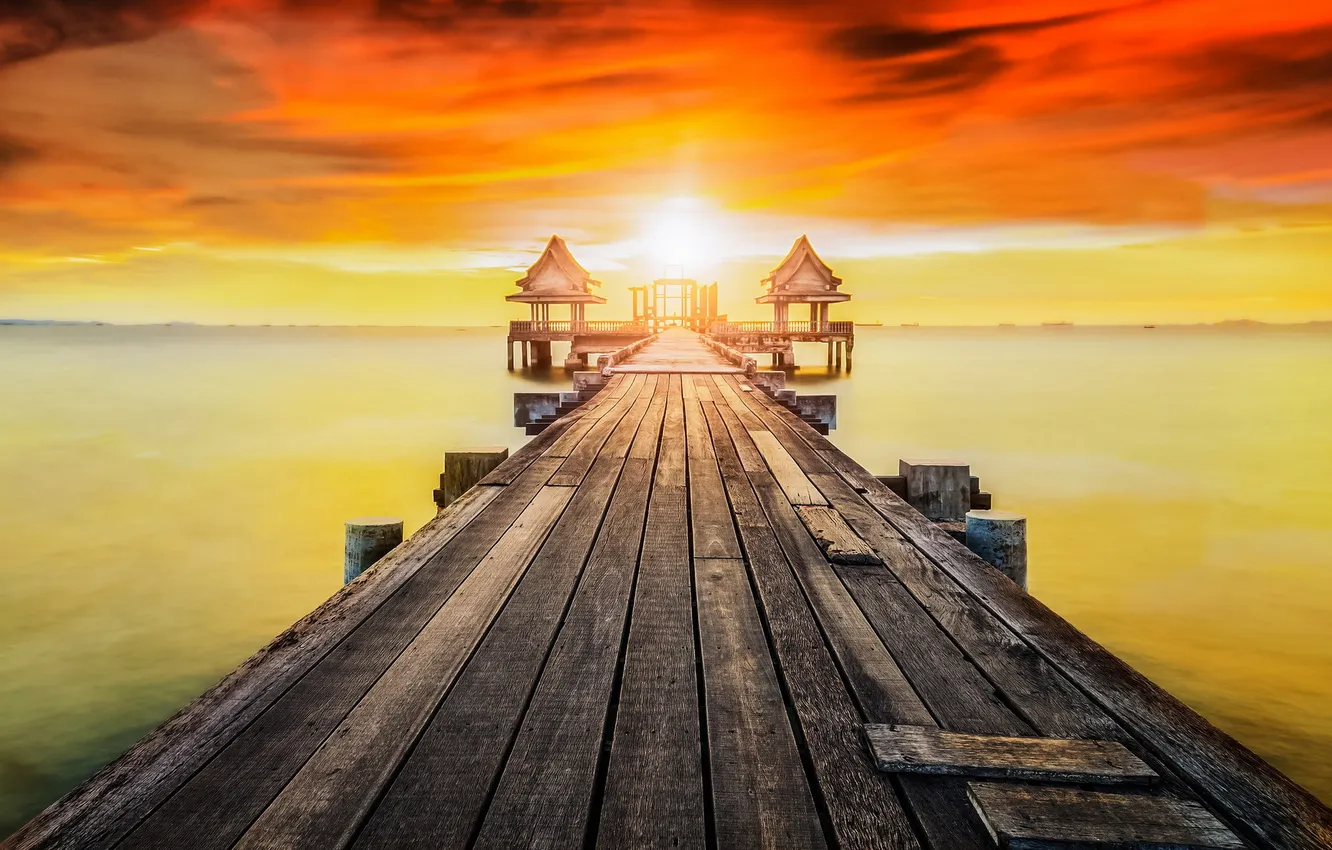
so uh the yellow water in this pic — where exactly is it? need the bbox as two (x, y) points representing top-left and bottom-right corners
(1, 324), (1329, 833)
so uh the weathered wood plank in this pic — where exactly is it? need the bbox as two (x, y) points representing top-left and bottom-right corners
(710, 397), (1014, 850)
(794, 505), (882, 565)
(696, 558), (827, 850)
(471, 453), (657, 849)
(702, 398), (922, 850)
(597, 377), (705, 849)
(549, 374), (650, 484)
(808, 468), (1121, 740)
(865, 725), (1156, 785)
(115, 456), (564, 850)
(684, 377), (742, 559)
(543, 374), (635, 459)
(740, 386), (1332, 849)
(748, 430), (828, 506)
(1, 484), (501, 850)
(353, 387), (662, 849)
(968, 783), (1246, 849)
(233, 485), (575, 849)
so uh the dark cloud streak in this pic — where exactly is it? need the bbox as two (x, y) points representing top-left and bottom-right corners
(828, 7), (1118, 62)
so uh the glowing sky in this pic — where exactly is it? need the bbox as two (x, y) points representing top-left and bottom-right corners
(1, 0), (1330, 324)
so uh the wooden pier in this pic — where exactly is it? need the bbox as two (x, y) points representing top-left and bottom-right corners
(8, 331), (1331, 850)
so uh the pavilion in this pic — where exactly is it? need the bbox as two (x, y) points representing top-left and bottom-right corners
(757, 235), (850, 330)
(507, 235), (606, 366)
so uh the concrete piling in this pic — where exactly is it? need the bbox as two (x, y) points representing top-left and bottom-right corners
(899, 459), (971, 521)
(965, 509), (1028, 589)
(344, 517), (403, 584)
(436, 447), (509, 510)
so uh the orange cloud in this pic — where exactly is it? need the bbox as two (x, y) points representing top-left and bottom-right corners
(1, 0), (1330, 322)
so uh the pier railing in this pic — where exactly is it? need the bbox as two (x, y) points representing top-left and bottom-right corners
(509, 320), (650, 335)
(709, 321), (855, 336)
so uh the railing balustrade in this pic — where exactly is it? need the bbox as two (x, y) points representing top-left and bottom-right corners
(509, 320), (651, 335)
(709, 321), (854, 335)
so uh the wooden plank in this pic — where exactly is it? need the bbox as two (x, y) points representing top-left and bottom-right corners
(696, 558), (826, 850)
(597, 378), (705, 849)
(354, 397), (660, 848)
(628, 377), (668, 462)
(794, 505), (882, 565)
(739, 388), (1332, 849)
(968, 783), (1246, 849)
(116, 456), (563, 850)
(684, 377), (742, 559)
(471, 454), (657, 848)
(702, 399), (922, 850)
(865, 725), (1156, 785)
(710, 398), (1000, 850)
(808, 469), (1121, 740)
(479, 375), (627, 485)
(2, 484), (501, 850)
(549, 374), (649, 484)
(543, 375), (635, 459)
(748, 430), (827, 506)
(723, 376), (834, 475)
(233, 485), (575, 849)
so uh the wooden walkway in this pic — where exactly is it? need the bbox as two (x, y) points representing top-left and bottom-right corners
(610, 327), (743, 374)
(8, 367), (1332, 849)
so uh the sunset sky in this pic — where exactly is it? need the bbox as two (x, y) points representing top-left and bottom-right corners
(1, 0), (1330, 325)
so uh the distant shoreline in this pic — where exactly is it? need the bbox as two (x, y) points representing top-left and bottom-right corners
(3, 320), (1329, 330)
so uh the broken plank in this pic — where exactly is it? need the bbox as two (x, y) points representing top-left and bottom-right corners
(865, 725), (1156, 785)
(968, 783), (1245, 849)
(794, 505), (882, 565)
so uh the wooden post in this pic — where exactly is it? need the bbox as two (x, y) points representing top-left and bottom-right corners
(436, 447), (509, 509)
(827, 341), (834, 367)
(344, 517), (403, 584)
(507, 340), (514, 370)
(966, 510), (1028, 589)
(835, 341), (843, 369)
(899, 459), (970, 521)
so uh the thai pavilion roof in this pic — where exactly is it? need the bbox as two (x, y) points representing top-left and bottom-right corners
(756, 235), (850, 304)
(506, 235), (607, 304)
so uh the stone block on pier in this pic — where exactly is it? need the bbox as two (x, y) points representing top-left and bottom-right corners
(899, 459), (970, 521)
(796, 394), (837, 430)
(513, 392), (560, 427)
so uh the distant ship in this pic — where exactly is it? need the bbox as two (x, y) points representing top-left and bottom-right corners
(1144, 324), (1156, 329)
(900, 322), (920, 327)
(998, 323), (1016, 327)
(1042, 321), (1073, 327)
(855, 321), (883, 327)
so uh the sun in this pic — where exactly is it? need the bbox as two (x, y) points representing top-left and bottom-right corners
(640, 196), (724, 275)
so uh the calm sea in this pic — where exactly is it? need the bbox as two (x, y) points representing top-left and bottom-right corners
(1, 323), (1329, 833)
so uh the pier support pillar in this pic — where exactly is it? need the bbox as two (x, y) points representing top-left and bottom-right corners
(827, 341), (834, 368)
(345, 517), (403, 584)
(521, 342), (529, 367)
(507, 340), (514, 370)
(835, 341), (843, 370)
(563, 350), (586, 370)
(966, 510), (1028, 589)
(436, 447), (509, 510)
(900, 459), (971, 521)
(532, 341), (552, 366)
